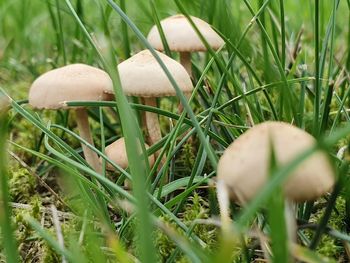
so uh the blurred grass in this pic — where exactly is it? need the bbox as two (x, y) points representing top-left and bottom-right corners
(0, 94), (20, 263)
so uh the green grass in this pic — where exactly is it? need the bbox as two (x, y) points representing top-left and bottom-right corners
(1, 0), (350, 262)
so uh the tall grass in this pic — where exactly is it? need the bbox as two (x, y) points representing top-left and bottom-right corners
(0, 94), (20, 263)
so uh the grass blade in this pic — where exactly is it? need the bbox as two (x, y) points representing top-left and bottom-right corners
(0, 95), (20, 263)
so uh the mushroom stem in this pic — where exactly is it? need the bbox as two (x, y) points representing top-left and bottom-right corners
(285, 200), (297, 243)
(142, 98), (167, 176)
(142, 97), (162, 147)
(178, 52), (192, 114)
(177, 92), (191, 114)
(75, 108), (101, 172)
(179, 52), (192, 77)
(217, 180), (232, 233)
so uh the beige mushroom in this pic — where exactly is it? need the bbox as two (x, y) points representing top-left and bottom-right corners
(104, 137), (155, 171)
(117, 49), (193, 149)
(216, 121), (335, 231)
(147, 14), (224, 75)
(103, 137), (154, 189)
(29, 63), (114, 172)
(0, 93), (10, 114)
(217, 121), (334, 203)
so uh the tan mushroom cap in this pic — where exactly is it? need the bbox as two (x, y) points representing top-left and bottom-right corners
(118, 49), (193, 97)
(29, 64), (114, 109)
(0, 94), (10, 114)
(104, 137), (155, 171)
(147, 14), (224, 52)
(217, 121), (335, 204)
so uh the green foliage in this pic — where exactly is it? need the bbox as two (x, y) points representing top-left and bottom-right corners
(9, 168), (35, 203)
(156, 193), (217, 262)
(306, 197), (347, 259)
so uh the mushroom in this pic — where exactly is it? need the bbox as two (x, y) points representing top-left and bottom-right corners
(104, 137), (155, 171)
(29, 63), (114, 172)
(216, 121), (335, 234)
(0, 93), (10, 114)
(147, 14), (224, 76)
(117, 50), (193, 149)
(103, 137), (155, 189)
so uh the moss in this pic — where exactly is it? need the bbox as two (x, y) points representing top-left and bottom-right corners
(9, 168), (35, 203)
(179, 141), (196, 174)
(41, 244), (60, 263)
(9, 115), (40, 163)
(155, 193), (218, 262)
(305, 196), (347, 260)
(12, 196), (76, 263)
(155, 218), (178, 261)
(9, 108), (82, 164)
(183, 194), (217, 248)
(317, 235), (342, 259)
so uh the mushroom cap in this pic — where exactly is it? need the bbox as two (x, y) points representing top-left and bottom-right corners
(147, 14), (224, 52)
(29, 64), (114, 109)
(118, 49), (193, 97)
(217, 121), (335, 204)
(0, 94), (10, 115)
(104, 137), (155, 171)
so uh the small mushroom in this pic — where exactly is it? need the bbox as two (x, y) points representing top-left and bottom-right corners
(29, 64), (114, 172)
(147, 14), (224, 76)
(216, 121), (335, 232)
(104, 137), (154, 189)
(104, 137), (155, 171)
(0, 93), (10, 114)
(117, 49), (193, 149)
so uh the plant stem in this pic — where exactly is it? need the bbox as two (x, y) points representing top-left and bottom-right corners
(279, 0), (286, 68)
(55, 0), (67, 64)
(142, 97), (162, 147)
(0, 97), (20, 263)
(313, 0), (320, 137)
(120, 0), (130, 59)
(178, 52), (192, 114)
(285, 201), (297, 243)
(179, 51), (192, 76)
(216, 180), (232, 232)
(75, 108), (101, 172)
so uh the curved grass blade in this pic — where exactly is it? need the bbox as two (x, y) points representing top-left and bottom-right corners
(153, 176), (209, 198)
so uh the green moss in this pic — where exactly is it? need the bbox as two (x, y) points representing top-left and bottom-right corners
(155, 218), (178, 261)
(317, 235), (342, 259)
(9, 115), (40, 163)
(155, 193), (218, 262)
(41, 244), (60, 263)
(9, 168), (35, 203)
(305, 196), (347, 260)
(180, 141), (196, 174)
(182, 194), (217, 248)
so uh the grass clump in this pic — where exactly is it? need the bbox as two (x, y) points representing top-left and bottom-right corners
(156, 193), (217, 262)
